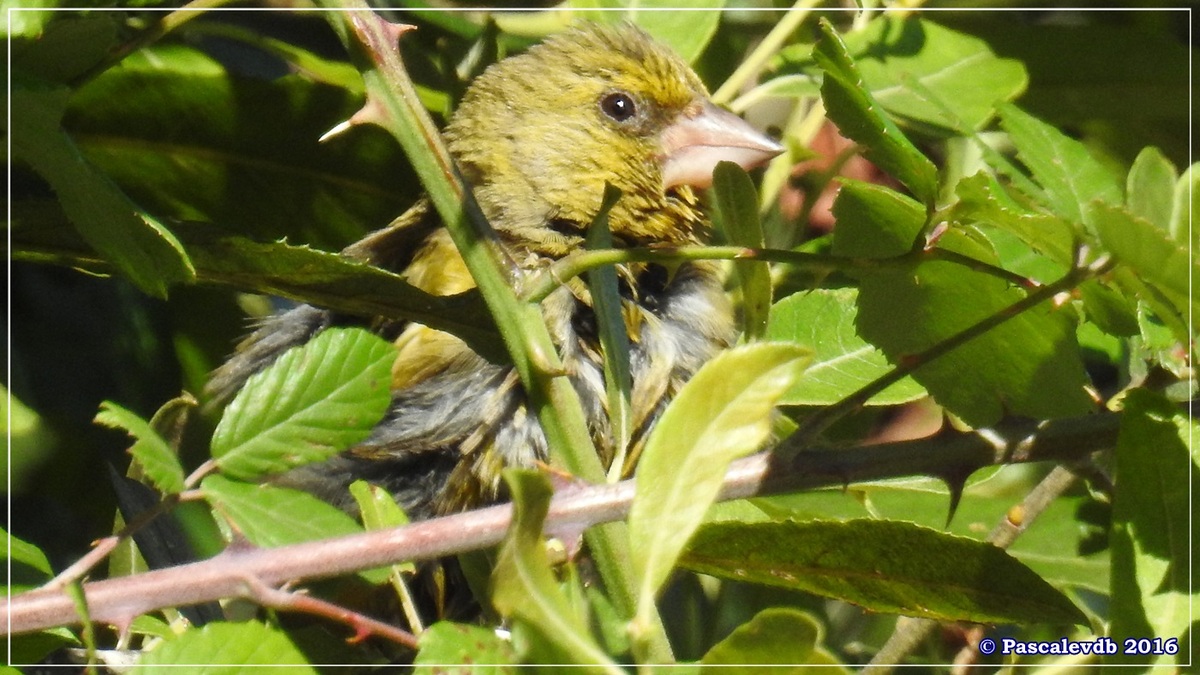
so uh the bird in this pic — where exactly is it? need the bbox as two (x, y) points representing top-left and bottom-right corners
(206, 22), (783, 519)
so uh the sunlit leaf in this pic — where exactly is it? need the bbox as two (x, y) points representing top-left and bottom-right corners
(211, 327), (394, 481)
(630, 343), (809, 622)
(814, 19), (939, 205)
(700, 608), (829, 670)
(1109, 389), (1195, 665)
(95, 401), (186, 495)
(1125, 147), (1177, 233)
(491, 470), (618, 672)
(415, 622), (517, 674)
(202, 475), (363, 549)
(998, 104), (1123, 226)
(137, 621), (317, 671)
(766, 289), (926, 406)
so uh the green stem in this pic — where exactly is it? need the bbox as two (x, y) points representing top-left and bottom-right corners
(320, 5), (671, 661)
(523, 244), (1032, 304)
(712, 0), (824, 106)
(71, 0), (234, 88)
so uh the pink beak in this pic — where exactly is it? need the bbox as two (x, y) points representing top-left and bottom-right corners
(659, 101), (785, 190)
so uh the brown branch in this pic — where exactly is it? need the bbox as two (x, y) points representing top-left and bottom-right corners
(238, 575), (419, 650)
(3, 413), (1120, 636)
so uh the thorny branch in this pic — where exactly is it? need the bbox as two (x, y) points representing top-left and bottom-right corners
(4, 413), (1121, 636)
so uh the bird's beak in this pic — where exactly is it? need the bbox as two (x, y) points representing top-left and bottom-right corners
(659, 101), (785, 190)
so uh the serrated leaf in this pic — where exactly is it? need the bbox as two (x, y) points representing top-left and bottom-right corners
(713, 161), (772, 340)
(11, 86), (195, 298)
(830, 179), (925, 259)
(202, 474), (362, 548)
(766, 289), (926, 406)
(1126, 147), (1177, 233)
(851, 17), (1027, 134)
(855, 230), (1094, 427)
(137, 620), (316, 671)
(630, 343), (810, 622)
(95, 401), (186, 495)
(997, 104), (1123, 226)
(211, 327), (394, 481)
(1109, 389), (1195, 664)
(491, 470), (618, 672)
(1091, 201), (1198, 330)
(700, 608), (823, 669)
(680, 519), (1086, 626)
(813, 19), (939, 205)
(951, 171), (1076, 265)
(414, 622), (517, 674)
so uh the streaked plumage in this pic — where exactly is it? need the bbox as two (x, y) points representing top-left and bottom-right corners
(207, 23), (782, 517)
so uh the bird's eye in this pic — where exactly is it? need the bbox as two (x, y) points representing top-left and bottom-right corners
(599, 91), (638, 123)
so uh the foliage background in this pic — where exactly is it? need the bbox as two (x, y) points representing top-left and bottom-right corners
(4, 0), (1195, 670)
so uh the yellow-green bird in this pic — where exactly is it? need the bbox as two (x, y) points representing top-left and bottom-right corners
(207, 23), (782, 517)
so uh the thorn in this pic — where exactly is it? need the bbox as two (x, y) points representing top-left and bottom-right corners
(381, 20), (417, 45)
(941, 469), (970, 528)
(318, 119), (353, 143)
(925, 222), (950, 250)
(348, 97), (384, 127)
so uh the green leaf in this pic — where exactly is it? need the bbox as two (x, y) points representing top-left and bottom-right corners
(211, 327), (394, 481)
(586, 185), (633, 464)
(5, 527), (55, 596)
(765, 289), (926, 406)
(713, 161), (772, 340)
(94, 401), (186, 495)
(349, 479), (415, 577)
(5, 527), (52, 580)
(854, 230), (1094, 427)
(414, 622), (517, 674)
(572, 0), (723, 64)
(1109, 389), (1195, 664)
(10, 15), (116, 83)
(1168, 163), (1197, 247)
(1125, 147), (1177, 233)
(491, 470), (619, 673)
(848, 17), (1027, 134)
(680, 519), (1087, 626)
(630, 343), (810, 623)
(1090, 201), (1197, 331)
(11, 85), (195, 298)
(813, 19), (939, 205)
(830, 179), (926, 259)
(201, 474), (362, 548)
(997, 104), (1123, 226)
(700, 608), (823, 669)
(65, 42), (415, 250)
(950, 171), (1076, 265)
(137, 620), (317, 671)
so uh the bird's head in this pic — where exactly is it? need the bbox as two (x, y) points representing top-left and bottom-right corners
(444, 23), (783, 253)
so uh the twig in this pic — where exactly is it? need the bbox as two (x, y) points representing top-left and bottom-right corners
(4, 413), (1121, 636)
(238, 575), (419, 650)
(43, 490), (203, 592)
